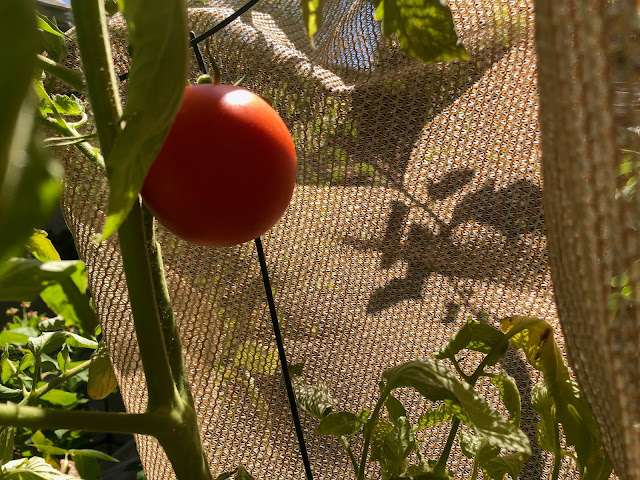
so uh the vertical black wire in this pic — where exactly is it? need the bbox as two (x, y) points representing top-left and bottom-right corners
(191, 20), (313, 479)
(255, 237), (314, 480)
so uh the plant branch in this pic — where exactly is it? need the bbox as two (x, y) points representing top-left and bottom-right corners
(69, 0), (121, 157)
(433, 417), (460, 475)
(357, 385), (391, 480)
(28, 359), (91, 405)
(36, 54), (87, 94)
(0, 403), (162, 437)
(340, 436), (359, 477)
(38, 115), (105, 171)
(141, 205), (192, 402)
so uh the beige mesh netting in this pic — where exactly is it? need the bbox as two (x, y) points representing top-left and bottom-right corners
(58, 0), (638, 478)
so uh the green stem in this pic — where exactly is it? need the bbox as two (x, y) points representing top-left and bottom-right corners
(141, 205), (192, 401)
(24, 360), (91, 405)
(435, 328), (522, 472)
(0, 403), (161, 436)
(38, 115), (105, 171)
(339, 436), (359, 478)
(69, 0), (121, 158)
(36, 54), (87, 94)
(68, 3), (211, 478)
(118, 202), (179, 411)
(433, 418), (460, 475)
(551, 421), (562, 480)
(357, 385), (391, 480)
(470, 458), (479, 480)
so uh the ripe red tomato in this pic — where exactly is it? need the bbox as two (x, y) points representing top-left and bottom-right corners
(141, 84), (297, 247)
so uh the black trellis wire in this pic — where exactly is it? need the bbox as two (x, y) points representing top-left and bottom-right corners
(118, 3), (314, 478)
(189, 16), (314, 478)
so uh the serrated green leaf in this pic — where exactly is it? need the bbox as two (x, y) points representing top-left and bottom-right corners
(415, 405), (452, 430)
(292, 375), (336, 420)
(35, 12), (70, 40)
(24, 231), (60, 262)
(0, 385), (22, 399)
(27, 331), (97, 357)
(482, 452), (528, 480)
(38, 317), (66, 332)
(383, 359), (530, 455)
(0, 259), (82, 302)
(386, 393), (407, 423)
(19, 352), (35, 372)
(97, 0), (189, 241)
(31, 431), (67, 457)
(371, 418), (395, 462)
(459, 430), (480, 458)
(379, 417), (415, 478)
(436, 320), (507, 365)
(315, 411), (361, 436)
(372, 0), (469, 64)
(87, 341), (117, 400)
(491, 371), (521, 425)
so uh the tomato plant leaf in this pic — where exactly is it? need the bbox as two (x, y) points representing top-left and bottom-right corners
(292, 375), (337, 420)
(39, 317), (66, 333)
(491, 371), (520, 425)
(24, 231), (61, 262)
(40, 388), (78, 407)
(386, 393), (408, 423)
(0, 259), (82, 301)
(435, 319), (507, 365)
(87, 341), (118, 400)
(502, 316), (612, 478)
(482, 452), (528, 480)
(97, 0), (189, 241)
(372, 0), (469, 63)
(36, 13), (69, 65)
(1, 456), (78, 478)
(315, 411), (361, 436)
(69, 449), (118, 462)
(383, 359), (530, 455)
(379, 416), (415, 478)
(0, 385), (22, 399)
(415, 404), (452, 429)
(301, 0), (323, 46)
(71, 455), (100, 480)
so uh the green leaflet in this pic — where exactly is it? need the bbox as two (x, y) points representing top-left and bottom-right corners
(87, 340), (118, 400)
(315, 411), (362, 437)
(292, 374), (337, 420)
(372, 0), (469, 64)
(0, 259), (82, 301)
(490, 371), (521, 425)
(383, 359), (530, 455)
(415, 404), (452, 429)
(24, 231), (61, 262)
(435, 319), (508, 366)
(97, 0), (189, 241)
(0, 456), (78, 479)
(301, 0), (323, 46)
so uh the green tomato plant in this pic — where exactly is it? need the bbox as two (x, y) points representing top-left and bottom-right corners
(296, 316), (612, 480)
